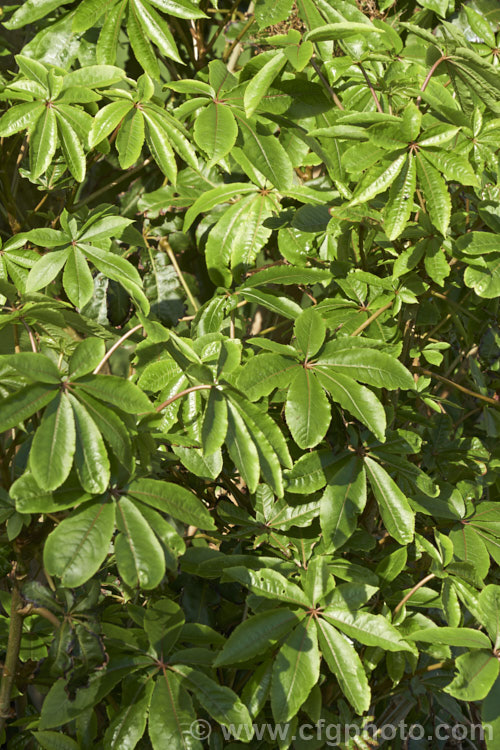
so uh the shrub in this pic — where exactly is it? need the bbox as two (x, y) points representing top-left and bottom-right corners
(0, 0), (500, 747)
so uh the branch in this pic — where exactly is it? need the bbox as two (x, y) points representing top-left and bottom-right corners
(417, 368), (500, 408)
(357, 62), (383, 113)
(155, 384), (213, 412)
(93, 324), (143, 375)
(416, 55), (447, 107)
(158, 237), (199, 313)
(310, 59), (344, 111)
(394, 573), (436, 615)
(0, 586), (23, 733)
(350, 300), (394, 336)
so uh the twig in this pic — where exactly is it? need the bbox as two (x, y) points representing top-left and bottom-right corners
(350, 300), (394, 336)
(155, 384), (213, 412)
(416, 56), (447, 107)
(310, 59), (344, 111)
(159, 237), (199, 312)
(417, 368), (499, 408)
(93, 324), (143, 374)
(0, 586), (23, 733)
(357, 62), (383, 113)
(20, 318), (37, 353)
(394, 573), (436, 615)
(224, 8), (255, 68)
(16, 604), (60, 629)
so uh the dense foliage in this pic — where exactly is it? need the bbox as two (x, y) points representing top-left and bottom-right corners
(1, 0), (500, 747)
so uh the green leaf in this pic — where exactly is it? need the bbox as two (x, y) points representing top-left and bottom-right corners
(148, 0), (206, 19)
(30, 106), (57, 178)
(294, 307), (326, 359)
(127, 478), (216, 529)
(285, 368), (331, 449)
(2, 353), (60, 383)
(482, 675), (500, 750)
(89, 100), (133, 148)
(225, 401), (260, 493)
(383, 154), (416, 240)
(0, 384), (57, 432)
(314, 368), (386, 442)
(174, 666), (253, 735)
(305, 22), (380, 41)
(68, 394), (110, 494)
(103, 676), (154, 750)
(0, 101), (43, 137)
(31, 393), (76, 491)
(127, 0), (160, 79)
(32, 732), (79, 750)
(132, 0), (183, 64)
(148, 673), (200, 750)
(75, 374), (152, 414)
(271, 619), (320, 723)
(237, 114), (294, 191)
(365, 456), (415, 545)
(239, 353), (298, 400)
(55, 112), (86, 182)
(321, 457), (367, 551)
(26, 248), (70, 292)
(201, 388), (227, 456)
(316, 347), (414, 389)
(244, 266), (332, 288)
(349, 152), (406, 207)
(416, 154), (451, 236)
(68, 337), (106, 380)
(144, 111), (178, 183)
(445, 650), (500, 702)
(224, 566), (311, 608)
(317, 618), (370, 715)
(322, 607), (413, 652)
(115, 497), (165, 589)
(4, 0), (66, 28)
(244, 51), (287, 117)
(116, 108), (145, 169)
(193, 102), (237, 165)
(183, 183), (256, 231)
(478, 586), (500, 650)
(63, 248), (94, 308)
(408, 627), (492, 649)
(44, 499), (115, 587)
(144, 598), (184, 656)
(214, 609), (300, 666)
